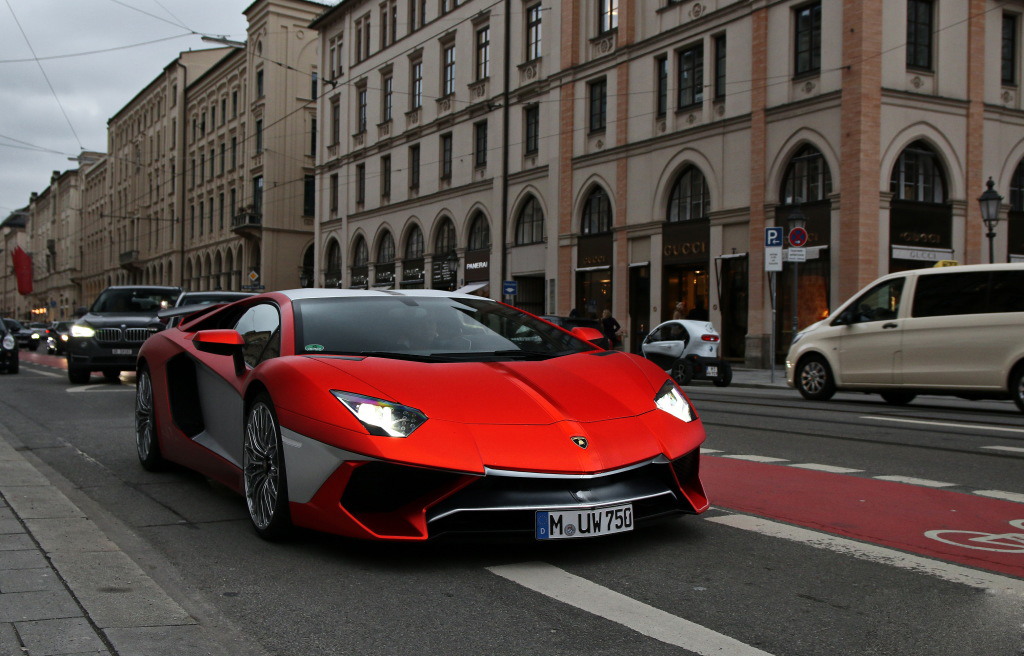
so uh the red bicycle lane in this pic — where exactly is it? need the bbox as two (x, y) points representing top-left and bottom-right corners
(702, 456), (1024, 579)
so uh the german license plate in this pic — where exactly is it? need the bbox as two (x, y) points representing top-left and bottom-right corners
(705, 365), (718, 377)
(112, 349), (133, 356)
(535, 503), (633, 540)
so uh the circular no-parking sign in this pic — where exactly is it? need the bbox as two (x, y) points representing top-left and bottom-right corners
(788, 226), (808, 247)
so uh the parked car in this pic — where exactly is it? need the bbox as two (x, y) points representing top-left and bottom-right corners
(46, 321), (75, 355)
(539, 315), (611, 350)
(159, 290), (255, 328)
(2, 318), (41, 351)
(787, 262), (1024, 412)
(641, 319), (732, 387)
(66, 285), (181, 384)
(0, 318), (18, 374)
(134, 289), (709, 541)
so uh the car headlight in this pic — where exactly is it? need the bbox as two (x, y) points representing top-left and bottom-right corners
(654, 380), (696, 423)
(1, 334), (14, 350)
(60, 334), (69, 341)
(30, 332), (39, 339)
(331, 390), (427, 437)
(71, 324), (95, 338)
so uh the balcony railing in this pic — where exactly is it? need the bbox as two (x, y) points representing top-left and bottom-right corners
(232, 211), (262, 229)
(119, 250), (140, 270)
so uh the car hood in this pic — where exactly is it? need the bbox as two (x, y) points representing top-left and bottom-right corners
(307, 351), (661, 425)
(78, 312), (162, 328)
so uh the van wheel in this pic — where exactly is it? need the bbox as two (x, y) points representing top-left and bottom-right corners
(672, 360), (694, 386)
(1011, 366), (1024, 414)
(880, 391), (916, 406)
(796, 355), (836, 401)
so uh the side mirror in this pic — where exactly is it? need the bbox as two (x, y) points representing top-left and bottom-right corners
(192, 330), (246, 376)
(571, 326), (607, 348)
(832, 309), (855, 326)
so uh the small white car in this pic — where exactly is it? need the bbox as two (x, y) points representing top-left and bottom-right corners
(642, 320), (732, 387)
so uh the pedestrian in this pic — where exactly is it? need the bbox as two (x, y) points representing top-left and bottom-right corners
(672, 300), (687, 320)
(601, 309), (621, 349)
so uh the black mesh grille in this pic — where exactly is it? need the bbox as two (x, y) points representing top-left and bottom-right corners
(341, 462), (463, 514)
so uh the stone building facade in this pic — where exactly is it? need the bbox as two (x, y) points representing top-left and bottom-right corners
(311, 0), (1024, 366)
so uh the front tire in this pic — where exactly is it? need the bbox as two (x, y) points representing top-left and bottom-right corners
(135, 366), (165, 471)
(68, 365), (90, 384)
(1011, 366), (1024, 414)
(244, 393), (292, 540)
(796, 354), (836, 401)
(712, 361), (733, 388)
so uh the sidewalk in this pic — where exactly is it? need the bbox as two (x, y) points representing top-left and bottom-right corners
(0, 425), (244, 656)
(684, 365), (790, 390)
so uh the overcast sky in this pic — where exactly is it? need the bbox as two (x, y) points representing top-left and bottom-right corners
(0, 0), (260, 216)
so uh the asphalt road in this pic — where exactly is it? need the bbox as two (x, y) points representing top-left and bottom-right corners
(2, 354), (1023, 656)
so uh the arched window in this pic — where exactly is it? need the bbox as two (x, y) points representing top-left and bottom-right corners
(581, 187), (611, 234)
(1010, 160), (1024, 211)
(890, 141), (947, 203)
(468, 213), (490, 250)
(377, 231), (395, 263)
(435, 217), (456, 255)
(353, 236), (368, 267)
(405, 225), (424, 259)
(325, 239), (341, 286)
(667, 166), (710, 222)
(515, 195), (544, 245)
(781, 145), (832, 205)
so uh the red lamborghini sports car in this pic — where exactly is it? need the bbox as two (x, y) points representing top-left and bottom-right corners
(135, 289), (709, 541)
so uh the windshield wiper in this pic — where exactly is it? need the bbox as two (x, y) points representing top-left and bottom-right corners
(355, 351), (451, 362)
(434, 349), (560, 361)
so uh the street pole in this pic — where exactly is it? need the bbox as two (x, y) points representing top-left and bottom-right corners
(791, 259), (799, 340)
(769, 271), (776, 384)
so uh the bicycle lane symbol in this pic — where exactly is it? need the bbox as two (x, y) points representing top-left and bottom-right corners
(925, 519), (1024, 553)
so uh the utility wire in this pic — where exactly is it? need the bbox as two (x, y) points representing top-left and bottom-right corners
(4, 0), (84, 150)
(0, 34), (194, 64)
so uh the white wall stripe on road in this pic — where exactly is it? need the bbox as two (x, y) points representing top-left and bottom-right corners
(789, 463), (864, 474)
(706, 513), (1024, 597)
(982, 445), (1024, 454)
(974, 489), (1024, 503)
(862, 416), (1024, 434)
(487, 562), (774, 656)
(21, 367), (63, 378)
(722, 455), (789, 463)
(873, 475), (956, 488)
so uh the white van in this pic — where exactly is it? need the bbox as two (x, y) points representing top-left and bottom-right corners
(785, 263), (1024, 412)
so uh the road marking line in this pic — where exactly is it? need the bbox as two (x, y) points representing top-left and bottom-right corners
(789, 463), (864, 474)
(706, 513), (1024, 596)
(67, 386), (133, 393)
(20, 367), (63, 378)
(862, 416), (1024, 434)
(873, 475), (956, 488)
(487, 562), (774, 656)
(699, 448), (723, 454)
(982, 446), (1024, 454)
(974, 490), (1024, 504)
(722, 455), (789, 463)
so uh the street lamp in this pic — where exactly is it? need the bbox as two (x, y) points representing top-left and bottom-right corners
(787, 204), (806, 341)
(978, 177), (1003, 264)
(445, 251), (458, 291)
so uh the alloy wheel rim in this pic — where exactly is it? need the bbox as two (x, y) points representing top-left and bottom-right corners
(135, 372), (153, 460)
(801, 362), (825, 394)
(244, 403), (279, 530)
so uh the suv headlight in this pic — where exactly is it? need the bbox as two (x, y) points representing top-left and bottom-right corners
(654, 380), (697, 423)
(71, 324), (96, 338)
(1, 334), (14, 350)
(331, 391), (428, 437)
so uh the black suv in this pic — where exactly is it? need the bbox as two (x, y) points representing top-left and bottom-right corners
(66, 286), (181, 383)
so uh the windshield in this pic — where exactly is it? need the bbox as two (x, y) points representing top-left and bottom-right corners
(293, 296), (597, 361)
(91, 289), (179, 313)
(178, 293), (248, 306)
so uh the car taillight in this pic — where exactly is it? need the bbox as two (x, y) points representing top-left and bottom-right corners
(701, 334), (720, 342)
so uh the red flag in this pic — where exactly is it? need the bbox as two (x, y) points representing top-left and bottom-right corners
(12, 246), (32, 295)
